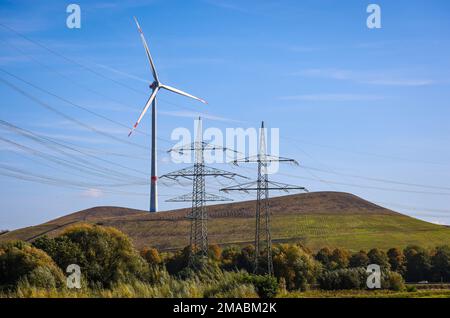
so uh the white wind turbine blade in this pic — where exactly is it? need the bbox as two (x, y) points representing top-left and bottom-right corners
(133, 16), (159, 82)
(160, 84), (207, 104)
(128, 87), (159, 136)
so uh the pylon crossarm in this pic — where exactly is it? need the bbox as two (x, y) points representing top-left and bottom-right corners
(232, 155), (299, 166)
(161, 165), (248, 179)
(220, 180), (308, 192)
(168, 142), (241, 155)
(166, 192), (233, 202)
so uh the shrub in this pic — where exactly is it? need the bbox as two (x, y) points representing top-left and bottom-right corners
(141, 247), (162, 266)
(318, 268), (366, 290)
(349, 250), (369, 268)
(367, 248), (390, 270)
(34, 224), (148, 288)
(208, 245), (222, 262)
(329, 248), (350, 270)
(221, 246), (240, 271)
(0, 241), (64, 291)
(243, 274), (278, 298)
(382, 271), (405, 291)
(236, 245), (256, 273)
(404, 245), (432, 282)
(203, 271), (257, 298)
(165, 246), (191, 275)
(387, 248), (406, 275)
(431, 245), (450, 282)
(315, 247), (332, 269)
(272, 244), (320, 291)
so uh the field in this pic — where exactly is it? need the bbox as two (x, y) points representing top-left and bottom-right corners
(283, 288), (450, 298)
(2, 191), (450, 252)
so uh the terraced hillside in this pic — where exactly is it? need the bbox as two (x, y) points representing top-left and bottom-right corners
(1, 192), (449, 251)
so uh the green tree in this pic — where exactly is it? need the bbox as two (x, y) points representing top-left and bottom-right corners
(330, 248), (350, 269)
(367, 248), (390, 270)
(221, 246), (240, 271)
(349, 250), (369, 268)
(315, 247), (332, 269)
(272, 244), (320, 291)
(165, 246), (191, 275)
(243, 274), (278, 298)
(0, 241), (64, 290)
(431, 245), (450, 282)
(387, 248), (406, 275)
(34, 224), (148, 287)
(235, 245), (255, 273)
(404, 245), (432, 282)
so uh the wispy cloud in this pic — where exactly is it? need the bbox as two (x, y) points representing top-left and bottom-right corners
(279, 94), (384, 102)
(293, 68), (435, 87)
(81, 188), (104, 198)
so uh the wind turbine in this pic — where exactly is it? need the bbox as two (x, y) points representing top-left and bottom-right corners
(129, 17), (207, 212)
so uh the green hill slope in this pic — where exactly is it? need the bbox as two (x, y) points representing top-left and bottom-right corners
(1, 192), (449, 251)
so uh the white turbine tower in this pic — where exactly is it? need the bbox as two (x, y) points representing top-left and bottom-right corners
(129, 17), (207, 212)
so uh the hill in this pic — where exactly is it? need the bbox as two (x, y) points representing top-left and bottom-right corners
(1, 192), (449, 252)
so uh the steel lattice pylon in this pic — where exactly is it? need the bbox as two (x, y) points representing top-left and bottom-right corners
(221, 121), (308, 275)
(161, 118), (246, 263)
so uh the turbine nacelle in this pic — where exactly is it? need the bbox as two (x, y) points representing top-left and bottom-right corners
(149, 81), (158, 90)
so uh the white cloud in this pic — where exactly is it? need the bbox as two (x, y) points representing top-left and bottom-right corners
(81, 188), (104, 198)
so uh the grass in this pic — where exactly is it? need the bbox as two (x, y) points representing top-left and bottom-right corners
(2, 192), (450, 252)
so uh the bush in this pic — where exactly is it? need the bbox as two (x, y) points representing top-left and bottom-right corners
(387, 248), (406, 275)
(315, 247), (332, 269)
(243, 274), (278, 298)
(208, 245), (222, 262)
(349, 250), (369, 268)
(165, 246), (191, 275)
(315, 248), (351, 270)
(431, 245), (450, 282)
(382, 271), (405, 291)
(221, 246), (240, 271)
(272, 244), (320, 291)
(318, 268), (366, 290)
(0, 241), (64, 291)
(33, 224), (148, 288)
(404, 245), (432, 282)
(141, 247), (162, 266)
(367, 248), (390, 270)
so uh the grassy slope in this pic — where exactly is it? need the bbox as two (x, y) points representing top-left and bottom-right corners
(1, 192), (449, 251)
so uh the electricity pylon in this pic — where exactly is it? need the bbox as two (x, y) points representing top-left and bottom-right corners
(161, 118), (246, 263)
(220, 121), (308, 275)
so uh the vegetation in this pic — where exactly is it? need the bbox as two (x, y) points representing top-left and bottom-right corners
(0, 240), (64, 291)
(2, 192), (450, 253)
(0, 224), (449, 298)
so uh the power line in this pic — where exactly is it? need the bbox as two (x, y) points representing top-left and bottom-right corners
(0, 22), (221, 121)
(0, 76), (149, 150)
(0, 119), (149, 178)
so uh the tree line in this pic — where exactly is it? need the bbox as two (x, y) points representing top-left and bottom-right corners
(0, 224), (449, 297)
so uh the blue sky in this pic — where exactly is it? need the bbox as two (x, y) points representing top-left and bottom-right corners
(1, 0), (450, 229)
